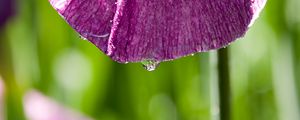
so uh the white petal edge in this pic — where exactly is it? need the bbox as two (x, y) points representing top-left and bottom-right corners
(248, 0), (267, 27)
(49, 0), (71, 12)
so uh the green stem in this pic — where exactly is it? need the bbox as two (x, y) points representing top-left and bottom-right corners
(0, 29), (26, 120)
(217, 48), (231, 120)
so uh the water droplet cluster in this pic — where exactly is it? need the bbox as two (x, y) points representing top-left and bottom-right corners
(141, 60), (160, 71)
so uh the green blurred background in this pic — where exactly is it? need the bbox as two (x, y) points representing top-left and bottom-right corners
(0, 0), (300, 120)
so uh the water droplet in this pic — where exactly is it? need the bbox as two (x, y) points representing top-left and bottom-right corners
(79, 35), (87, 40)
(141, 60), (160, 71)
(191, 54), (195, 56)
(80, 33), (110, 40)
(91, 33), (110, 38)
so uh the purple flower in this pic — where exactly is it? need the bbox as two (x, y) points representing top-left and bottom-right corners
(0, 0), (15, 27)
(49, 0), (266, 63)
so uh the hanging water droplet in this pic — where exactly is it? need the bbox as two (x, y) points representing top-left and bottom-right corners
(141, 60), (160, 71)
(79, 35), (87, 40)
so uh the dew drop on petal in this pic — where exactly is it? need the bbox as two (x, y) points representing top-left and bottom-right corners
(141, 60), (160, 71)
(91, 33), (110, 38)
(79, 35), (87, 41)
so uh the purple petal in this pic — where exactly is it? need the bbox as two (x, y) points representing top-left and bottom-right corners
(49, 0), (116, 52)
(49, 0), (266, 63)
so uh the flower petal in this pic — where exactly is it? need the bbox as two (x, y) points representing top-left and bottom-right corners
(49, 0), (266, 63)
(49, 0), (116, 51)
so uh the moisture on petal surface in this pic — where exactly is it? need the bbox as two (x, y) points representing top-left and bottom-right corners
(49, 0), (266, 63)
